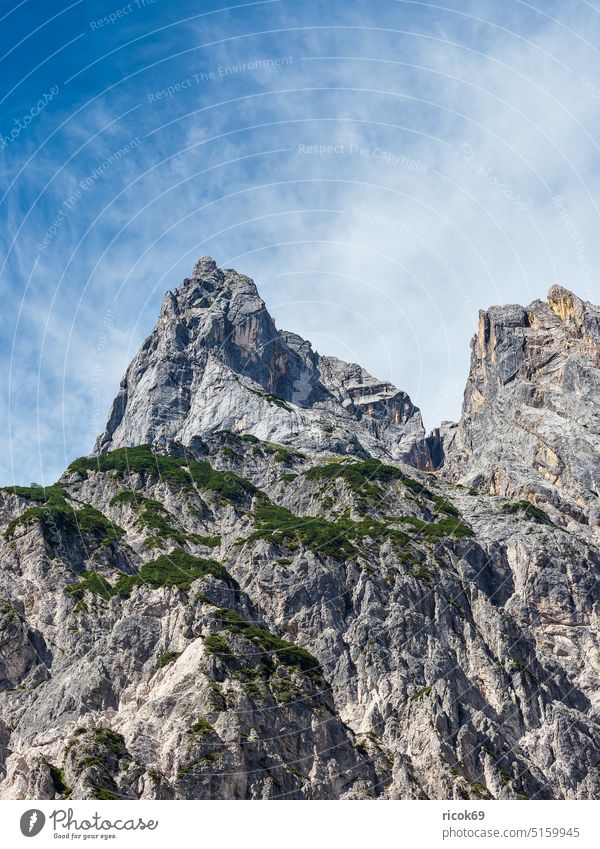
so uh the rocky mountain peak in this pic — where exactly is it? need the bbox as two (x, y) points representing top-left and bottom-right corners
(547, 284), (582, 322)
(96, 258), (429, 466)
(437, 285), (600, 537)
(4, 264), (600, 802)
(192, 255), (218, 278)
(160, 256), (264, 317)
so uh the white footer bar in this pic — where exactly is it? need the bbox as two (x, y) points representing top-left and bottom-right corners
(0, 799), (597, 848)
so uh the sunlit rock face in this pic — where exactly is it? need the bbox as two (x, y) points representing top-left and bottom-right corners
(2, 266), (600, 801)
(434, 286), (600, 539)
(95, 257), (430, 468)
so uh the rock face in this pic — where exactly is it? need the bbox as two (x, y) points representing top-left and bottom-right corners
(1, 263), (600, 801)
(95, 258), (429, 468)
(435, 286), (600, 539)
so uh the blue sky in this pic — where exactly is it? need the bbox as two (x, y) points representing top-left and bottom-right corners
(1, 0), (600, 484)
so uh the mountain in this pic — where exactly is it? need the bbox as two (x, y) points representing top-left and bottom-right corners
(95, 257), (430, 468)
(434, 285), (600, 540)
(1, 261), (599, 801)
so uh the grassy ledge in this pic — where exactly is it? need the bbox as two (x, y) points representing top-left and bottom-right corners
(69, 445), (259, 504)
(65, 547), (237, 601)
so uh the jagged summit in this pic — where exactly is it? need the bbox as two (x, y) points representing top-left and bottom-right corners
(193, 255), (218, 277)
(547, 283), (586, 320)
(95, 258), (429, 466)
(98, 264), (600, 533)
(161, 256), (266, 319)
(4, 267), (600, 801)
(436, 284), (600, 536)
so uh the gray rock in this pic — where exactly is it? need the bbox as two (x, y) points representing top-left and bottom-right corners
(434, 286), (600, 538)
(95, 258), (430, 467)
(1, 263), (600, 800)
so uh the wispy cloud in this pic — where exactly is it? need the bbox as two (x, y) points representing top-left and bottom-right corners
(1, 0), (599, 483)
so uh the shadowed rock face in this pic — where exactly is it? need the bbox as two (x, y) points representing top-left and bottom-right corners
(95, 258), (430, 468)
(434, 286), (600, 538)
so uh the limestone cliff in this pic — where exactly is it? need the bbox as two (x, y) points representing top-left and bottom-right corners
(96, 257), (429, 468)
(435, 285), (600, 539)
(1, 265), (600, 801)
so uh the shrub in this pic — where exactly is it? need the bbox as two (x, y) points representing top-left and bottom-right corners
(65, 571), (113, 602)
(76, 504), (124, 542)
(305, 459), (432, 501)
(111, 490), (187, 547)
(2, 483), (66, 505)
(65, 548), (237, 601)
(4, 485), (124, 545)
(406, 566), (432, 586)
(303, 462), (473, 537)
(399, 515), (473, 539)
(93, 728), (126, 756)
(113, 549), (236, 597)
(219, 608), (323, 683)
(159, 651), (181, 668)
(432, 495), (460, 517)
(510, 657), (538, 683)
(188, 534), (221, 548)
(247, 501), (415, 562)
(501, 500), (553, 526)
(410, 685), (432, 701)
(248, 389), (291, 411)
(111, 490), (221, 549)
(70, 446), (258, 504)
(5, 501), (76, 540)
(91, 788), (120, 800)
(248, 503), (357, 560)
(42, 760), (70, 796)
(203, 634), (233, 659)
(187, 716), (214, 736)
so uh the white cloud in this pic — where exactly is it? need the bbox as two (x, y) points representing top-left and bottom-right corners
(2, 0), (600, 482)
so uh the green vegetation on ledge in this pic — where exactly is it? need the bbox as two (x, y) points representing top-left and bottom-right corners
(65, 571), (114, 602)
(159, 651), (181, 668)
(65, 548), (237, 601)
(2, 482), (66, 504)
(398, 515), (474, 539)
(304, 459), (473, 539)
(305, 458), (432, 501)
(4, 484), (124, 545)
(204, 607), (324, 684)
(501, 500), (553, 526)
(187, 716), (214, 736)
(69, 445), (259, 504)
(42, 760), (71, 797)
(247, 388), (292, 411)
(216, 430), (304, 464)
(247, 501), (456, 561)
(109, 489), (218, 549)
(248, 502), (358, 559)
